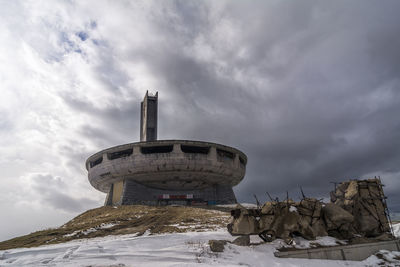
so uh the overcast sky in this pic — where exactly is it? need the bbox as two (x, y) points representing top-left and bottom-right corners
(1, 0), (400, 241)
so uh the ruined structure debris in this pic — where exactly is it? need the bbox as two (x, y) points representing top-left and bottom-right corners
(228, 179), (393, 244)
(330, 179), (391, 237)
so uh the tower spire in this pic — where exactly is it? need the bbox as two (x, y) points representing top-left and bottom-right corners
(140, 91), (158, 141)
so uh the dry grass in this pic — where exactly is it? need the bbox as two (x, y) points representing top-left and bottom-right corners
(0, 205), (230, 251)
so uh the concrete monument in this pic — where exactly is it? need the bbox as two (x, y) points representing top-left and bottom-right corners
(86, 91), (247, 206)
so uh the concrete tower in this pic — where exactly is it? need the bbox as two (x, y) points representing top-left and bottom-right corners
(140, 91), (158, 141)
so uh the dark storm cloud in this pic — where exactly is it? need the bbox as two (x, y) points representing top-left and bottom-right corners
(30, 174), (98, 212)
(221, 1), (400, 206)
(61, 93), (141, 144)
(55, 1), (400, 210)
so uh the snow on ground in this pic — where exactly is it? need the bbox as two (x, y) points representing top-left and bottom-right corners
(63, 223), (119, 238)
(2, 225), (400, 267)
(392, 222), (400, 237)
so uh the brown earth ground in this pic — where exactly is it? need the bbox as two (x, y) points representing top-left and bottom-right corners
(0, 205), (231, 251)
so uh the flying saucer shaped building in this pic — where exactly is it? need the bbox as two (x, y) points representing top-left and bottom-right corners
(86, 92), (247, 206)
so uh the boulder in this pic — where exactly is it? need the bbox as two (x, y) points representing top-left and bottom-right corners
(232, 235), (250, 246)
(209, 240), (228, 252)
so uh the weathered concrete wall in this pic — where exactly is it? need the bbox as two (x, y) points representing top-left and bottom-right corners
(216, 184), (237, 204)
(275, 239), (400, 261)
(119, 179), (236, 205)
(112, 180), (124, 205)
(104, 185), (113, 206)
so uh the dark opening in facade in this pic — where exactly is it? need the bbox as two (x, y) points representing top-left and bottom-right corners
(217, 149), (234, 162)
(108, 148), (133, 160)
(181, 145), (210, 154)
(90, 157), (103, 168)
(239, 156), (246, 167)
(140, 145), (173, 154)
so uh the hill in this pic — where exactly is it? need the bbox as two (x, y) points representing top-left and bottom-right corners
(0, 205), (231, 250)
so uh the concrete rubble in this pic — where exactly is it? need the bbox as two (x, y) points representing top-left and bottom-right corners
(227, 178), (394, 244)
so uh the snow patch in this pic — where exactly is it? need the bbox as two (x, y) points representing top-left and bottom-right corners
(63, 223), (118, 237)
(289, 206), (297, 212)
(363, 249), (400, 266)
(392, 222), (400, 238)
(99, 223), (117, 229)
(142, 229), (152, 236)
(63, 231), (79, 238)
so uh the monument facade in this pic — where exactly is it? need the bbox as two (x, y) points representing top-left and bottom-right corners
(86, 91), (247, 206)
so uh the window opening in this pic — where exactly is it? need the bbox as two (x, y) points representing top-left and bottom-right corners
(108, 148), (133, 160)
(90, 157), (103, 168)
(141, 145), (173, 154)
(181, 145), (210, 154)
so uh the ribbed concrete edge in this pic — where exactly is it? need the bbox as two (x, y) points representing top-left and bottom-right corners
(274, 239), (400, 261)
